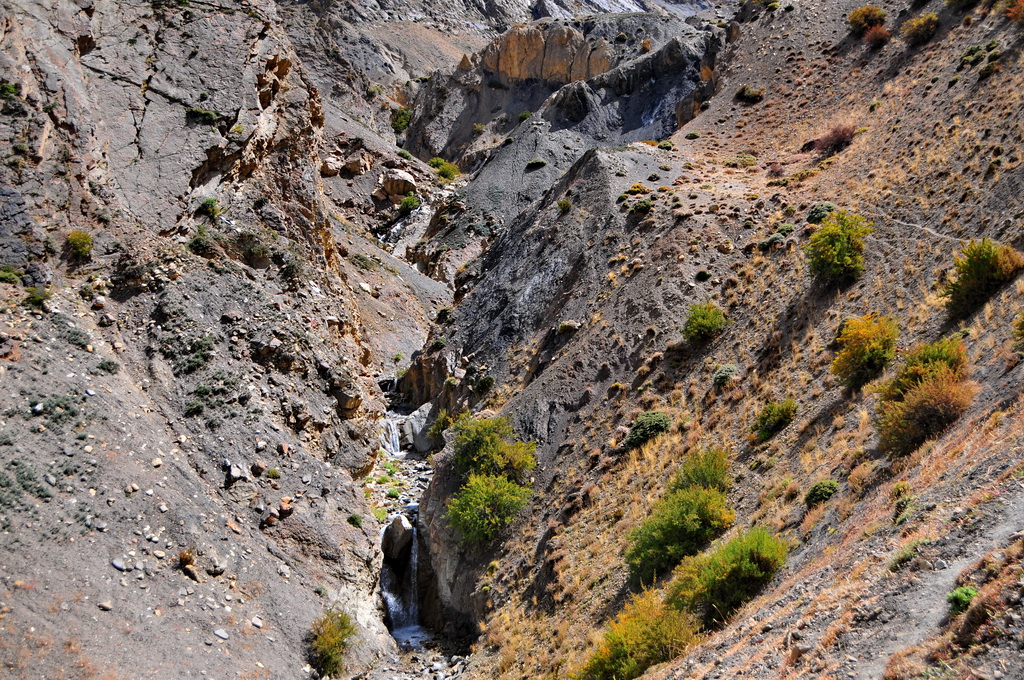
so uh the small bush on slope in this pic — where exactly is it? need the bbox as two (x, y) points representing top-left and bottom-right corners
(901, 13), (940, 47)
(623, 411), (672, 450)
(751, 399), (797, 442)
(830, 313), (899, 389)
(683, 302), (728, 343)
(308, 609), (357, 677)
(451, 415), (536, 483)
(941, 238), (1024, 318)
(877, 336), (966, 403)
(804, 479), (839, 507)
(666, 527), (788, 628)
(804, 210), (874, 283)
(848, 6), (887, 35)
(625, 486), (735, 585)
(575, 589), (698, 680)
(671, 447), (731, 493)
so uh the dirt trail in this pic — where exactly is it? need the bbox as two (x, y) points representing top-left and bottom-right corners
(854, 489), (1024, 679)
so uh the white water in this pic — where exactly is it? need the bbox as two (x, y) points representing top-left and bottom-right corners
(381, 520), (432, 649)
(379, 414), (404, 459)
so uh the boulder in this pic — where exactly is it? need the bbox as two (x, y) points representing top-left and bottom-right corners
(380, 169), (417, 202)
(382, 514), (413, 561)
(400, 402), (435, 453)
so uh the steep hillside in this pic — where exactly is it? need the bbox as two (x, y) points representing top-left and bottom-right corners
(3, 0), (1024, 679)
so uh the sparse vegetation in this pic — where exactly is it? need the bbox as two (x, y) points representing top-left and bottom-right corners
(804, 210), (873, 283)
(830, 313), (898, 389)
(752, 399), (797, 442)
(735, 84), (764, 104)
(557, 199), (572, 215)
(672, 447), (731, 493)
(428, 157), (460, 181)
(878, 336), (966, 403)
(391, 107), (411, 133)
(682, 302), (727, 343)
(806, 202), (836, 224)
(941, 239), (1024, 318)
(804, 479), (839, 507)
(451, 415), (536, 482)
(947, 586), (977, 615)
(815, 123), (857, 155)
(23, 286), (52, 309)
(712, 364), (738, 387)
(517, 110), (532, 121)
(398, 193), (420, 215)
(308, 609), (357, 677)
(0, 265), (19, 284)
(876, 366), (977, 456)
(623, 411), (672, 450)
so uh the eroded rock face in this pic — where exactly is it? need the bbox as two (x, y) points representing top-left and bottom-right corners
(479, 24), (611, 85)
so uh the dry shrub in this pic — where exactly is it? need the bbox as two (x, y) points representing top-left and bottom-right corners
(876, 368), (978, 456)
(941, 238), (1024, 318)
(864, 25), (892, 48)
(830, 313), (899, 389)
(1009, 0), (1024, 22)
(848, 5), (887, 35)
(901, 13), (940, 46)
(815, 123), (857, 155)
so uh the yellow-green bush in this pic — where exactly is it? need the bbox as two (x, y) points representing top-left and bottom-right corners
(877, 336), (966, 403)
(830, 313), (898, 389)
(671, 447), (731, 493)
(445, 473), (531, 544)
(751, 399), (797, 442)
(941, 239), (1024, 318)
(575, 589), (698, 680)
(626, 486), (735, 585)
(666, 527), (788, 627)
(848, 6), (887, 35)
(682, 302), (728, 343)
(309, 609), (357, 677)
(803, 210), (873, 283)
(901, 13), (940, 46)
(451, 415), (536, 483)
(66, 231), (93, 260)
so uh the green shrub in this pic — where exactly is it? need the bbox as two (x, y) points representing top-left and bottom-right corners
(626, 486), (735, 584)
(0, 265), (21, 285)
(398, 193), (420, 215)
(308, 609), (357, 677)
(623, 411), (672, 450)
(752, 399), (797, 442)
(671, 447), (731, 493)
(397, 149), (413, 160)
(66, 231), (93, 260)
(347, 513), (362, 528)
(526, 158), (547, 169)
(557, 199), (572, 215)
(188, 225), (217, 256)
(186, 107), (220, 125)
(666, 527), (788, 627)
(1014, 313), (1024, 354)
(876, 367), (977, 456)
(941, 239), (1024, 318)
(428, 157), (460, 181)
(446, 473), (531, 544)
(196, 198), (222, 219)
(266, 468), (281, 479)
(517, 110), (532, 121)
(23, 286), (51, 309)
(806, 202), (836, 224)
(804, 210), (873, 283)
(848, 6), (887, 35)
(878, 336), (966, 403)
(575, 589), (698, 680)
(901, 13), (940, 47)
(830, 313), (898, 389)
(804, 479), (839, 507)
(391, 107), (412, 134)
(735, 85), (764, 104)
(947, 586), (978, 615)
(629, 199), (652, 215)
(683, 302), (727, 343)
(451, 415), (537, 483)
(658, 140), (674, 150)
(712, 364), (738, 387)
(96, 359), (120, 374)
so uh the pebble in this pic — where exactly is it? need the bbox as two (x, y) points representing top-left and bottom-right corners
(214, 629), (229, 640)
(97, 601), (112, 611)
(153, 550), (166, 559)
(151, 458), (162, 468)
(112, 558), (127, 571)
(251, 616), (263, 629)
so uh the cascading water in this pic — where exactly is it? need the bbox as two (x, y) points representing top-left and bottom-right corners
(380, 516), (432, 649)
(379, 414), (404, 460)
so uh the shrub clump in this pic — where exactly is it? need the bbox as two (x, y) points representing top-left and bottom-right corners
(398, 192), (420, 215)
(451, 415), (537, 483)
(623, 411), (672, 450)
(830, 313), (899, 389)
(66, 231), (94, 260)
(557, 199), (572, 215)
(672, 447), (731, 493)
(712, 364), (738, 387)
(803, 210), (874, 283)
(428, 157), (461, 181)
(804, 479), (839, 507)
(1009, 0), (1024, 23)
(901, 13), (940, 47)
(666, 527), (788, 627)
(575, 589), (698, 680)
(682, 302), (728, 343)
(815, 123), (857, 156)
(391, 107), (411, 134)
(877, 336), (966, 403)
(446, 473), (532, 544)
(806, 202), (836, 224)
(309, 609), (357, 677)
(626, 485), (735, 585)
(752, 399), (797, 442)
(848, 6), (887, 35)
(876, 366), (977, 456)
(863, 25), (892, 48)
(735, 85), (764, 104)
(941, 239), (1024, 318)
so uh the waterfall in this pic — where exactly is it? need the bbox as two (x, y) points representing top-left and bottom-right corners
(380, 517), (431, 649)
(379, 414), (404, 459)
